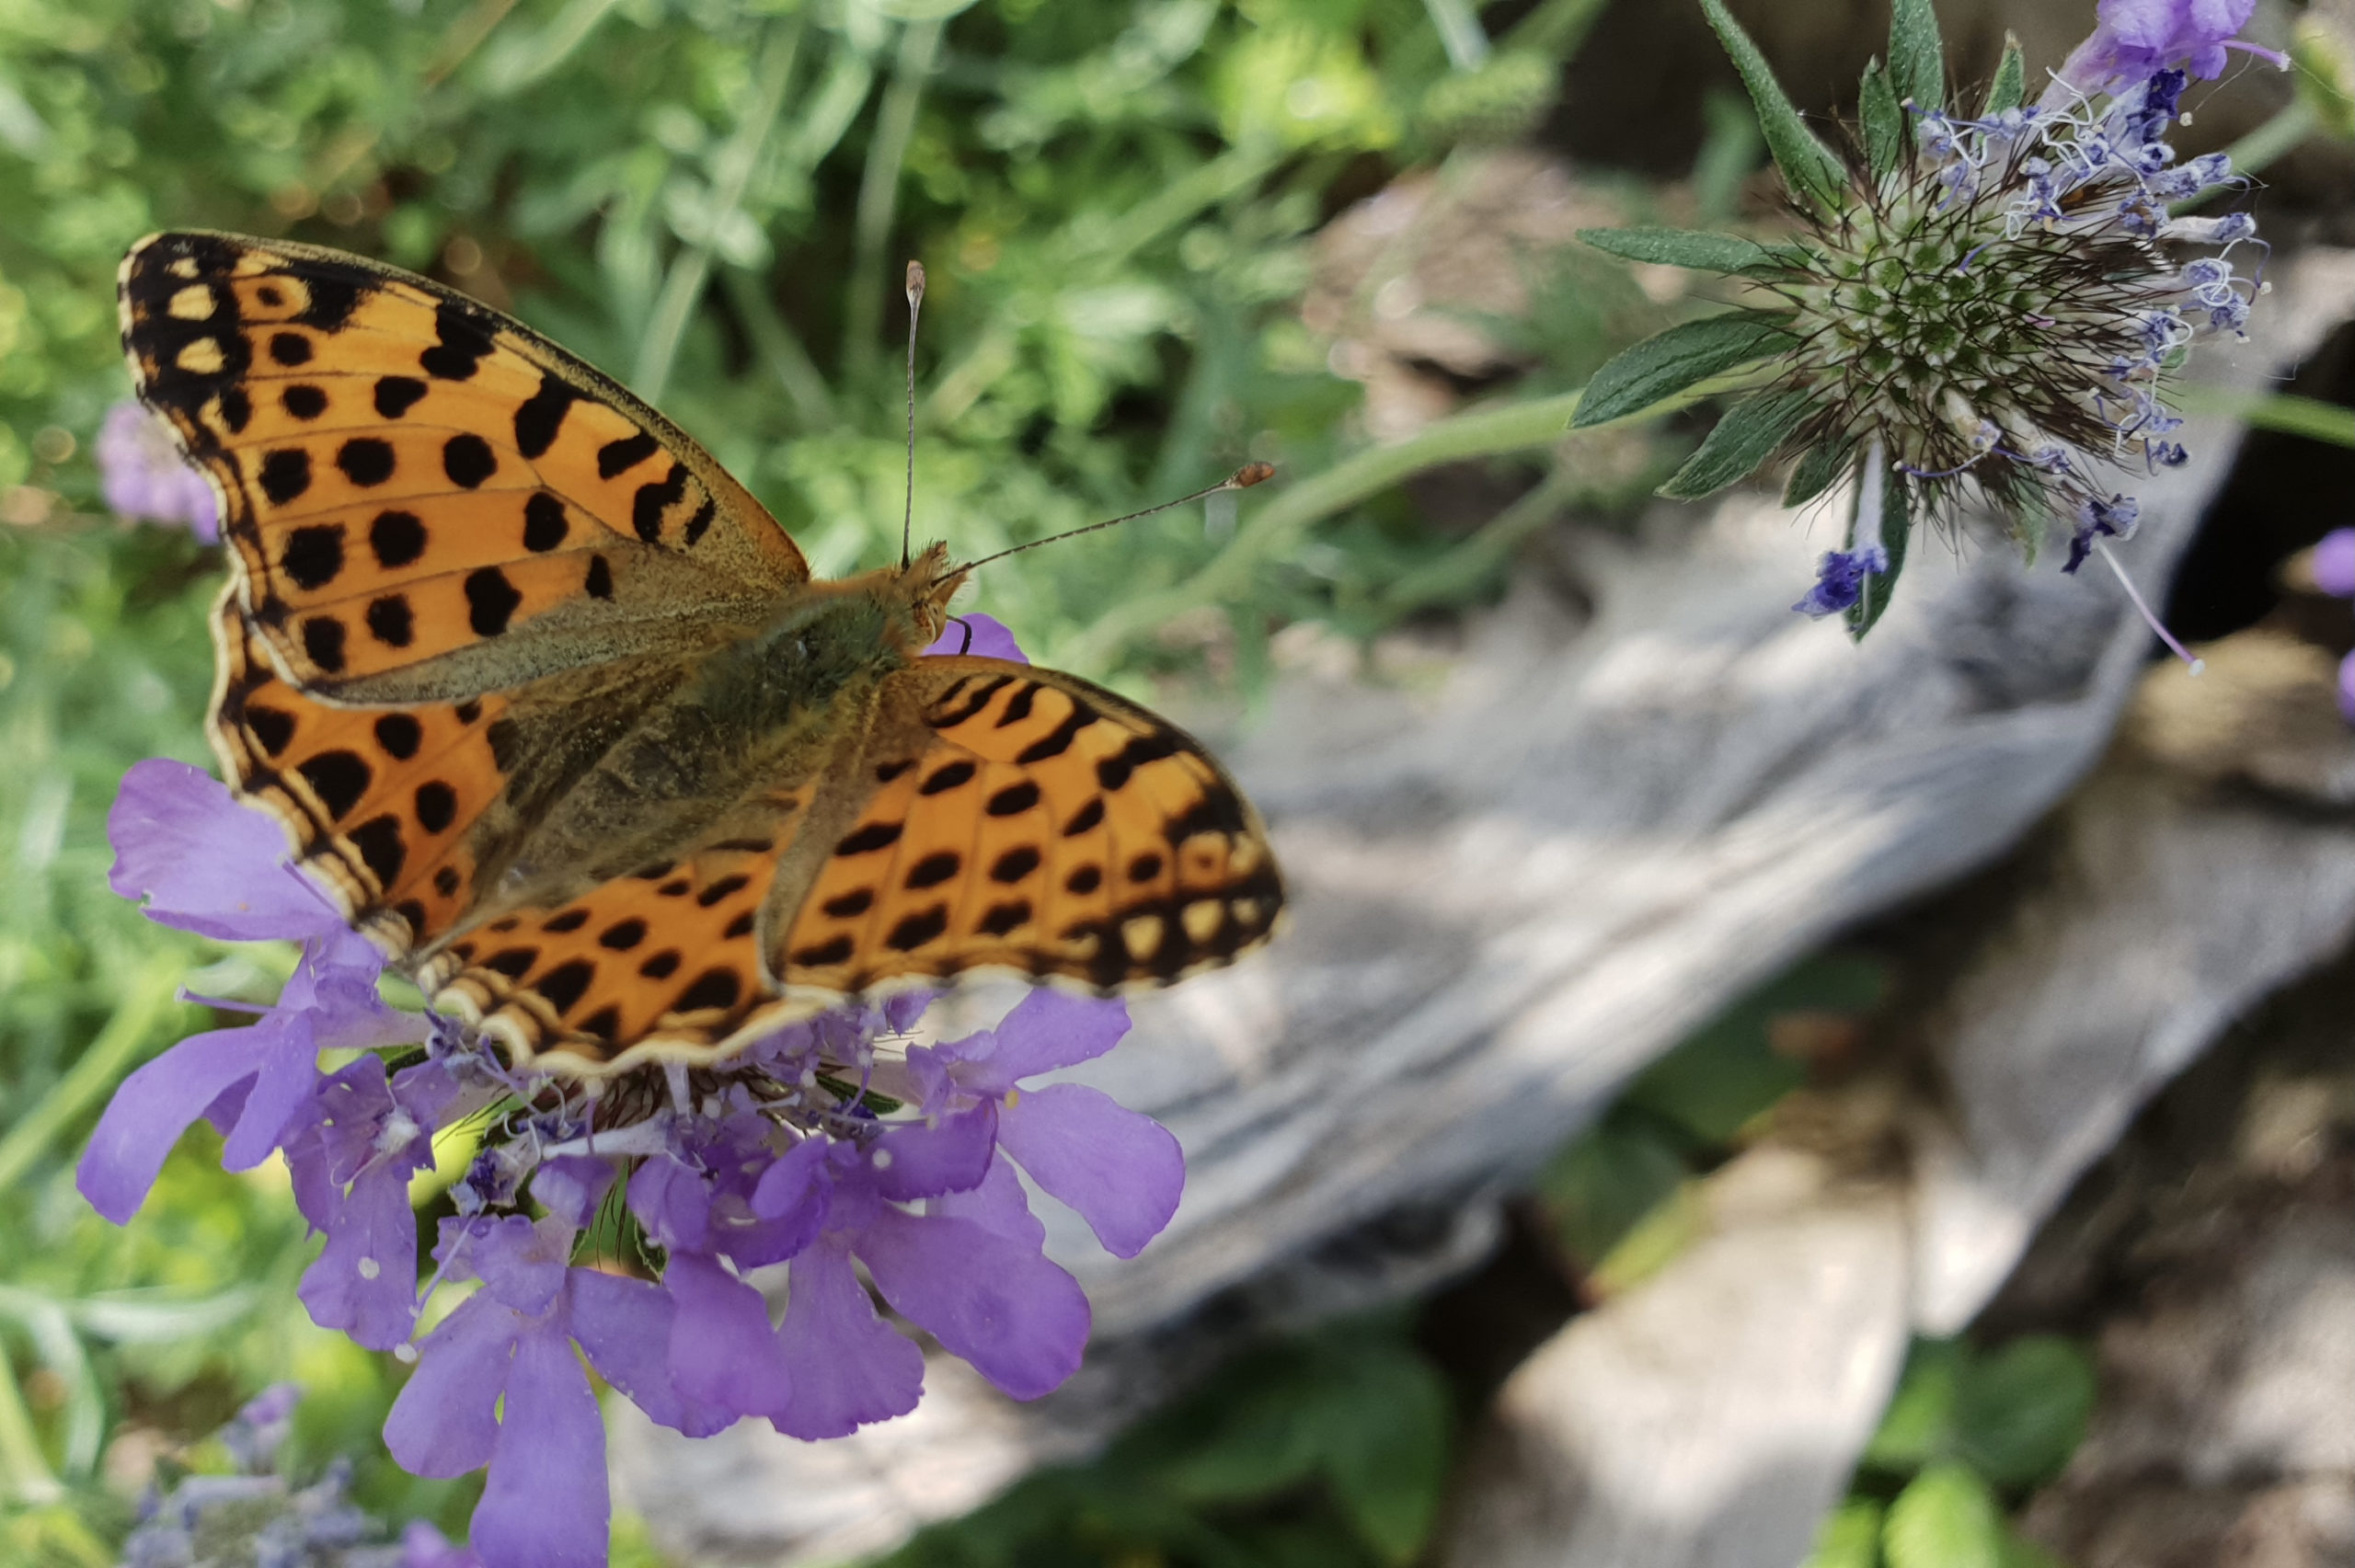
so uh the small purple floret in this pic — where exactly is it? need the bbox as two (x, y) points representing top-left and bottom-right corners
(1793, 547), (1890, 619)
(2313, 529), (2355, 599)
(922, 612), (1028, 663)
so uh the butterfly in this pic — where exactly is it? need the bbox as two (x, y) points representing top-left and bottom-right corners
(119, 231), (1283, 1076)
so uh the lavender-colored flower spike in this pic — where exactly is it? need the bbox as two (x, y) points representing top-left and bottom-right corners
(97, 400), (219, 543)
(2057, 0), (2285, 93)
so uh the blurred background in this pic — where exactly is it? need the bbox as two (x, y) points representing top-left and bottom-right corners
(3, 0), (2355, 1563)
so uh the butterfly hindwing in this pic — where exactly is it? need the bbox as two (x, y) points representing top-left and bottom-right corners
(416, 793), (817, 1072)
(772, 657), (1284, 998)
(209, 587), (517, 956)
(122, 231), (809, 703)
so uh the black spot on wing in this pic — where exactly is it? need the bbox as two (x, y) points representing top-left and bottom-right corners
(512, 374), (579, 459)
(295, 749), (372, 820)
(420, 299), (495, 381)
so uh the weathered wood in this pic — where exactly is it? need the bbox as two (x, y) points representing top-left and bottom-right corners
(617, 255), (2355, 1568)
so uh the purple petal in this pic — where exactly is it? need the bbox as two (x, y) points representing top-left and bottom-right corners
(384, 1294), (516, 1477)
(219, 1015), (325, 1172)
(77, 1024), (277, 1222)
(997, 1084), (1184, 1258)
(2315, 530), (2355, 599)
(856, 1207), (1090, 1400)
(570, 1271), (734, 1438)
(470, 1325), (610, 1568)
(532, 1157), (617, 1230)
(464, 1216), (571, 1316)
(870, 1102), (997, 1201)
(930, 1152), (1046, 1248)
(299, 1164), (419, 1350)
(772, 1238), (924, 1439)
(662, 1253), (793, 1421)
(627, 1156), (714, 1256)
(748, 1136), (830, 1227)
(107, 760), (337, 942)
(921, 612), (1028, 663)
(933, 990), (1132, 1093)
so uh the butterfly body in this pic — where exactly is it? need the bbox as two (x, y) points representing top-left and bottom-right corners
(124, 231), (1283, 1076)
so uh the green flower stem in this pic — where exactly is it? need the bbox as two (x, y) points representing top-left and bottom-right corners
(633, 17), (802, 403)
(1373, 462), (1588, 616)
(2173, 383), (2355, 447)
(1059, 373), (1751, 669)
(0, 1340), (61, 1505)
(0, 958), (187, 1199)
(2223, 96), (2319, 179)
(843, 17), (946, 388)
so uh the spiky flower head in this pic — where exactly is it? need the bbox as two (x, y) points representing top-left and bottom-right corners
(1572, 0), (2276, 644)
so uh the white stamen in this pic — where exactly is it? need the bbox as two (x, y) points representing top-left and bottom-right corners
(2094, 540), (2204, 673)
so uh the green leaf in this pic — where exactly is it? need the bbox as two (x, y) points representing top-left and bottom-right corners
(1573, 312), (1797, 429)
(1783, 437), (1853, 507)
(1982, 33), (2026, 117)
(1861, 61), (1905, 179)
(1579, 225), (1774, 274)
(1317, 1344), (1454, 1563)
(1657, 388), (1811, 499)
(1888, 0), (1946, 117)
(1804, 1499), (1888, 1568)
(1953, 1336), (2095, 1489)
(1697, 0), (1848, 212)
(1883, 1464), (2005, 1568)
(1847, 456), (1908, 641)
(1863, 1339), (1965, 1472)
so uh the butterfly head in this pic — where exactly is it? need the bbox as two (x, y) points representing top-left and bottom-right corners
(893, 539), (971, 651)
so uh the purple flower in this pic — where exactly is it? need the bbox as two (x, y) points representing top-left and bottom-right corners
(78, 762), (421, 1223)
(2313, 529), (2355, 599)
(1793, 547), (1890, 619)
(752, 1126), (1093, 1411)
(282, 1056), (466, 1349)
(922, 611), (1028, 662)
(2058, 0), (2283, 92)
(2338, 649), (2355, 726)
(386, 1216), (706, 1568)
(97, 400), (219, 543)
(906, 990), (1185, 1259)
(2065, 493), (2141, 574)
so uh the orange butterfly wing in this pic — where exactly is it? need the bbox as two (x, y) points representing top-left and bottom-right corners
(121, 231), (806, 702)
(772, 658), (1284, 1001)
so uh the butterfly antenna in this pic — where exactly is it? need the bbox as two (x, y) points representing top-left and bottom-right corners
(957, 463), (1277, 573)
(902, 259), (924, 573)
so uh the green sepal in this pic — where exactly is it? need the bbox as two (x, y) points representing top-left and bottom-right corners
(1657, 388), (1811, 498)
(1847, 454), (1910, 641)
(1860, 61), (1904, 180)
(1982, 32), (2026, 116)
(1579, 226), (1775, 275)
(1696, 0), (1847, 214)
(1782, 436), (1853, 507)
(1888, 0), (1947, 117)
(1572, 311), (1799, 429)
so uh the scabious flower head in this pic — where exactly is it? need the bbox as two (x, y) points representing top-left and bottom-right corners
(97, 399), (220, 543)
(1578, 0), (2269, 645)
(81, 620), (1183, 1568)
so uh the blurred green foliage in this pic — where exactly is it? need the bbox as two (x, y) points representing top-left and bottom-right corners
(880, 1313), (1455, 1568)
(0, 0), (1657, 1553)
(1802, 1335), (2097, 1568)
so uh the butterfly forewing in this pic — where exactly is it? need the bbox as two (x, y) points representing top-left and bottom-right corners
(121, 231), (808, 703)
